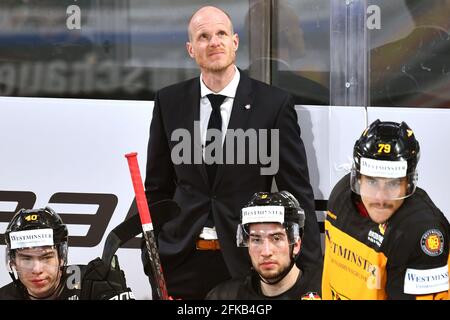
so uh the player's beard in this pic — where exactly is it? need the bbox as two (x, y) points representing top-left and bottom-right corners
(258, 262), (290, 284)
(199, 51), (235, 73)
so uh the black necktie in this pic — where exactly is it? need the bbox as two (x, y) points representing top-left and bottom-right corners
(205, 94), (226, 185)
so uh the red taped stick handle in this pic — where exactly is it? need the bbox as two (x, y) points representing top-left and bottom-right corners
(125, 152), (169, 300)
(125, 152), (152, 226)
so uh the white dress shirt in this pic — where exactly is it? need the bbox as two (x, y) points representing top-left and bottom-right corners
(199, 67), (240, 159)
(198, 67), (240, 239)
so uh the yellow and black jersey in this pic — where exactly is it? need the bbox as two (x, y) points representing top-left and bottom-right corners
(322, 174), (449, 300)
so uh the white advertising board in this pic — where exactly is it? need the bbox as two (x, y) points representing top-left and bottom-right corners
(1, 98), (449, 299)
(0, 97), (153, 299)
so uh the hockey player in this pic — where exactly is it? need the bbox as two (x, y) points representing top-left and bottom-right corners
(0, 207), (133, 300)
(206, 191), (321, 299)
(322, 120), (449, 299)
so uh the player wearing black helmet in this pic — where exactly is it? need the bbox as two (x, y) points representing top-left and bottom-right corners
(322, 120), (450, 300)
(206, 191), (321, 300)
(0, 207), (134, 300)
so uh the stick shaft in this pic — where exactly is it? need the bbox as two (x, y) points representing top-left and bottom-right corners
(125, 152), (169, 300)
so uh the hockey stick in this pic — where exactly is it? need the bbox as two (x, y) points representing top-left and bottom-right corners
(125, 152), (169, 300)
(101, 200), (180, 269)
(101, 213), (141, 267)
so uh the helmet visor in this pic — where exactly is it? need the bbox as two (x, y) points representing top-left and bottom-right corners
(236, 222), (300, 247)
(351, 167), (418, 200)
(9, 246), (61, 274)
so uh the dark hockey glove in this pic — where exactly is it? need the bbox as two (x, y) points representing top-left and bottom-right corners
(80, 255), (135, 300)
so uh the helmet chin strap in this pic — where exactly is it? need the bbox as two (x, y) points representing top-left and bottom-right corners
(258, 244), (296, 285)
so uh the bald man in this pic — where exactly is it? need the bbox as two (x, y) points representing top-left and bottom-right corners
(143, 6), (321, 299)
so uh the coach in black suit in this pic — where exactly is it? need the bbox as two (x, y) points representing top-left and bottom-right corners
(144, 6), (322, 299)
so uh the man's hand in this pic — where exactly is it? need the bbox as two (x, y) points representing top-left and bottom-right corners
(80, 255), (135, 300)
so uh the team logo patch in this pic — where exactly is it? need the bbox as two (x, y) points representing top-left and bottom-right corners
(301, 292), (321, 300)
(368, 229), (384, 247)
(420, 229), (444, 256)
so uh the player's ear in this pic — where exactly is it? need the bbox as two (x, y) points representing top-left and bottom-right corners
(232, 33), (239, 51)
(186, 42), (195, 58)
(293, 239), (301, 255)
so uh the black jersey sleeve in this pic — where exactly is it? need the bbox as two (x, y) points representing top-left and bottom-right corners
(386, 217), (449, 300)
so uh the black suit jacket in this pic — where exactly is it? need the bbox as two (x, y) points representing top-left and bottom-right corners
(145, 71), (322, 279)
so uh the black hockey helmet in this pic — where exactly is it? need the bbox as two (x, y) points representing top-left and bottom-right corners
(351, 119), (420, 199)
(5, 207), (69, 271)
(236, 191), (305, 247)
